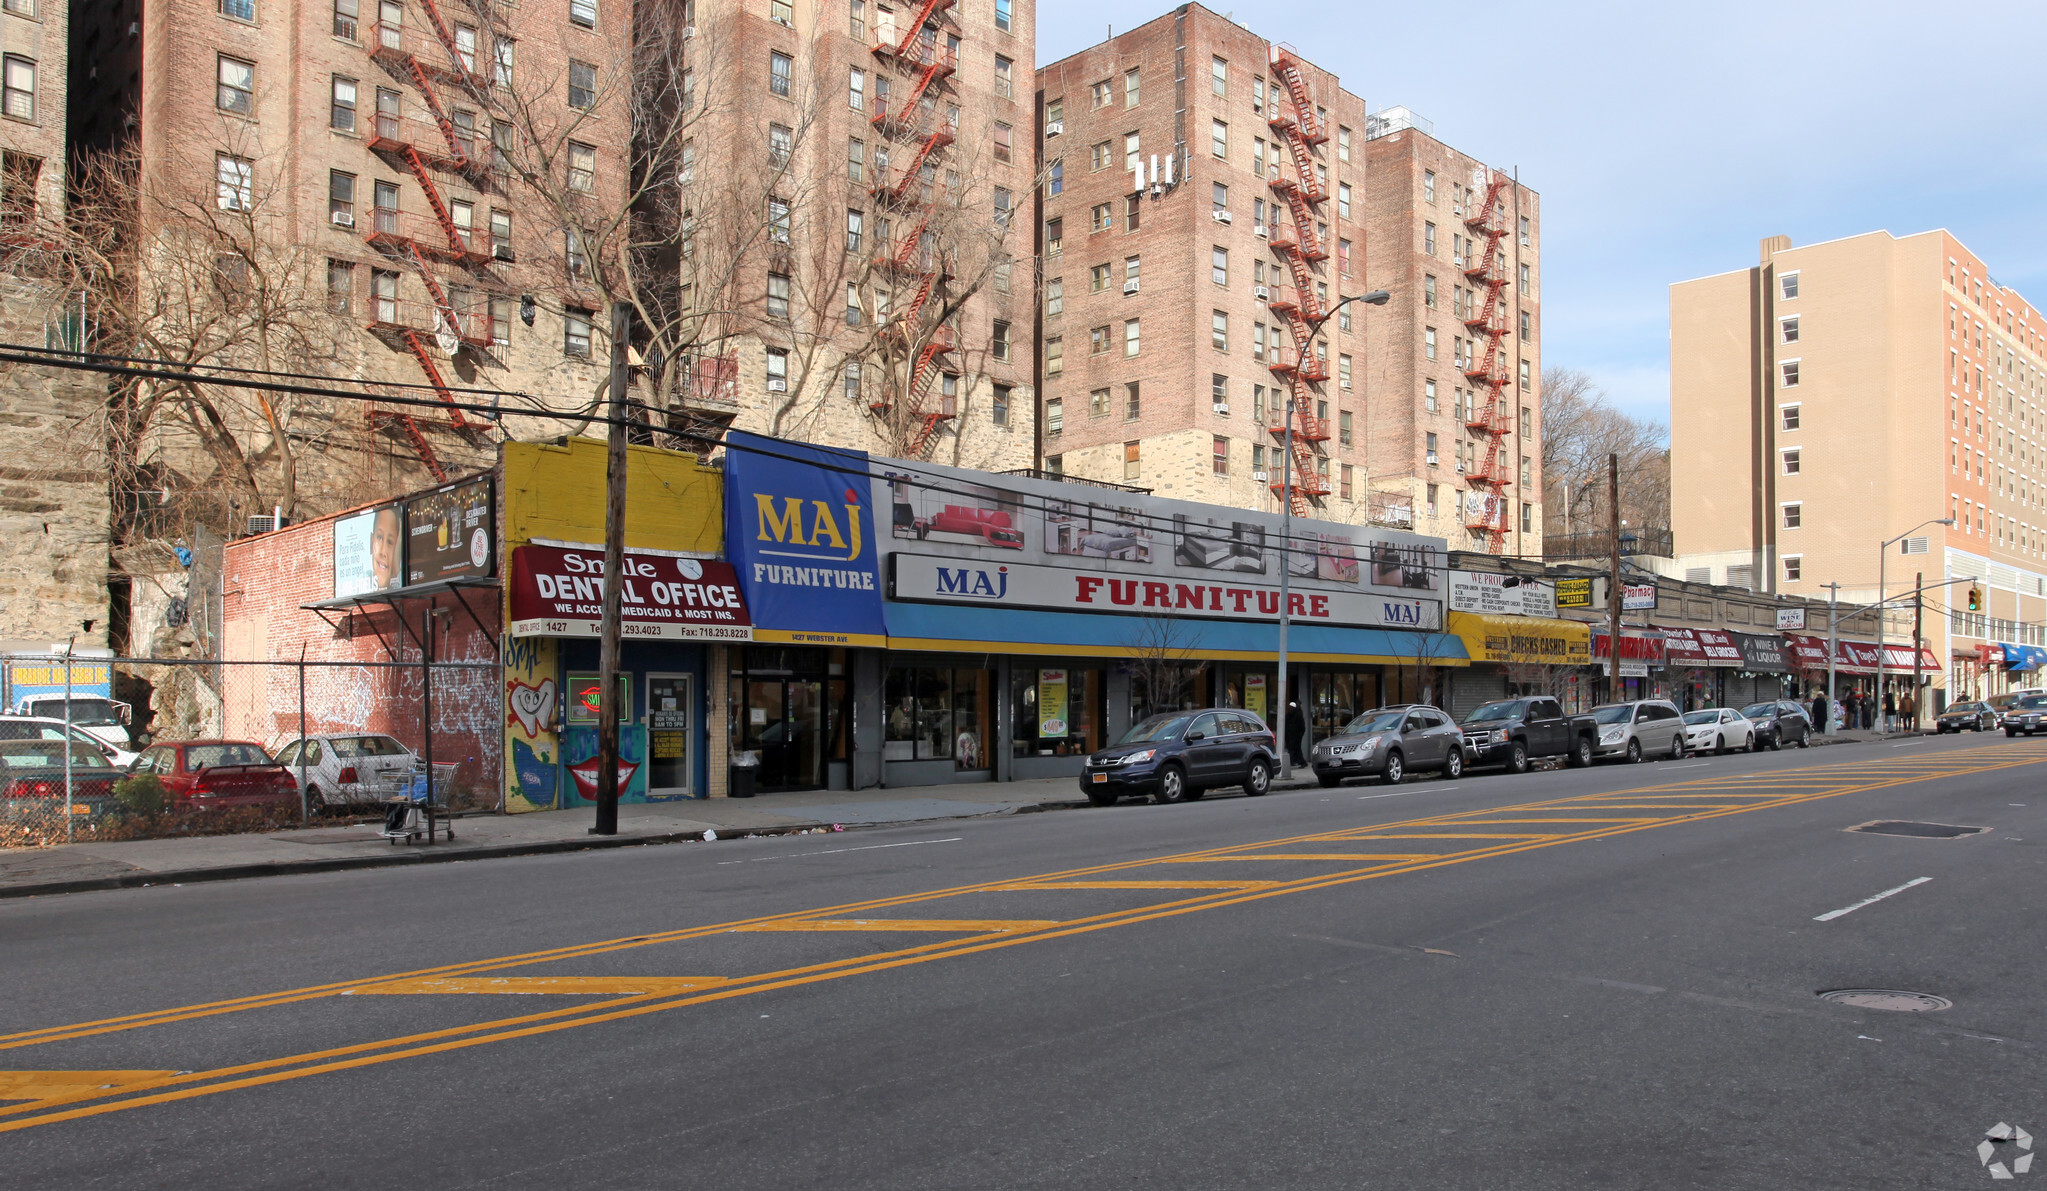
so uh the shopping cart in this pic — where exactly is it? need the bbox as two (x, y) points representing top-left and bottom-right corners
(380, 761), (461, 844)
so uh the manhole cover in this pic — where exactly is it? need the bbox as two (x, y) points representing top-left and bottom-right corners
(1819, 989), (1953, 1012)
(1849, 820), (1989, 839)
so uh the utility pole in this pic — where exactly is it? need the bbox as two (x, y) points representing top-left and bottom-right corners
(1606, 453), (1621, 697)
(1911, 571), (1924, 730)
(593, 301), (632, 836)
(1821, 581), (1842, 733)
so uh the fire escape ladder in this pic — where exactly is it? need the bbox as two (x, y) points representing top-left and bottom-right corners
(402, 57), (473, 170)
(395, 244), (473, 431)
(891, 0), (957, 58)
(416, 0), (480, 85)
(892, 216), (931, 270)
(1267, 46), (1326, 144)
(374, 403), (449, 482)
(397, 146), (467, 255)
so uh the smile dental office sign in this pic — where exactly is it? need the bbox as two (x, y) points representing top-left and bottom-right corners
(509, 544), (752, 640)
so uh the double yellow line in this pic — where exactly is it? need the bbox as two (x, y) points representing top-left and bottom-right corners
(2, 743), (2039, 1134)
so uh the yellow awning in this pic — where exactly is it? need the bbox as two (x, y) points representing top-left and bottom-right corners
(1448, 611), (1592, 666)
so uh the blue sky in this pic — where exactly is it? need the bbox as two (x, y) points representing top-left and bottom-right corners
(1037, 0), (2047, 428)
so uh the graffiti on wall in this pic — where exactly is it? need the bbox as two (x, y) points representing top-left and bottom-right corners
(503, 633), (560, 812)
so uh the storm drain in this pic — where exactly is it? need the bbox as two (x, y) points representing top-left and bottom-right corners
(1819, 989), (1954, 1012)
(1848, 820), (1990, 839)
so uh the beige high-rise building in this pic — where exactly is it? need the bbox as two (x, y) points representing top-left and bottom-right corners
(1671, 230), (2047, 701)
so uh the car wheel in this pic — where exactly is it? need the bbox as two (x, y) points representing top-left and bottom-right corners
(1506, 742), (1529, 774)
(1715, 733), (1727, 755)
(1244, 757), (1271, 796)
(1797, 729), (1811, 748)
(1381, 750), (1404, 785)
(1155, 764), (1190, 805)
(1086, 788), (1119, 807)
(305, 787), (324, 816)
(1625, 738), (1642, 764)
(1442, 749), (1464, 780)
(1670, 735), (1686, 759)
(2007, 728), (2017, 737)
(1769, 732), (1783, 751)
(1317, 772), (1344, 788)
(1569, 737), (1594, 768)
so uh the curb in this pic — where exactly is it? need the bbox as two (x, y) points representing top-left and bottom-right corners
(0, 799), (1095, 901)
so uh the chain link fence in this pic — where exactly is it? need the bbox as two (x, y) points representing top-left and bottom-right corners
(2, 655), (500, 848)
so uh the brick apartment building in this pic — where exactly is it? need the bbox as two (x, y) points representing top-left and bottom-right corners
(1360, 106), (1540, 555)
(673, 0), (1037, 469)
(1671, 230), (2047, 701)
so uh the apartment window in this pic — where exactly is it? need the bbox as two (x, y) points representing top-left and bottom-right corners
(368, 268), (398, 323)
(1125, 195), (1141, 231)
(1424, 327), (1437, 360)
(1783, 555), (1802, 583)
(994, 0), (1012, 31)
(1782, 502), (1802, 530)
(333, 0), (358, 38)
(845, 208), (863, 252)
(767, 195), (791, 243)
(1425, 379), (1438, 412)
(1781, 316), (1799, 344)
(564, 308), (593, 357)
(1781, 360), (1800, 388)
(1781, 272), (1799, 300)
(1212, 310), (1229, 351)
(1339, 355), (1352, 391)
(325, 260), (354, 315)
(992, 319), (1011, 361)
(1424, 221), (1437, 256)
(988, 383), (1011, 426)
(1124, 68), (1140, 107)
(496, 39), (516, 88)
(1519, 215), (1530, 246)
(1426, 432), (1439, 466)
(994, 56), (1012, 99)
(849, 0), (865, 37)
(220, 0), (255, 19)
(1125, 382), (1141, 420)
(847, 137), (865, 182)
(1047, 397), (1064, 436)
(1423, 170), (1436, 203)
(764, 348), (790, 393)
(768, 51), (792, 97)
(1211, 119), (1228, 158)
(766, 272), (790, 319)
(1045, 336), (1063, 375)
(1089, 140), (1111, 172)
(1088, 263), (1109, 293)
(1213, 435), (1230, 475)
(1252, 322), (1266, 363)
(330, 76), (359, 131)
(1089, 324), (1111, 355)
(1090, 202), (1112, 232)
(993, 122), (1012, 163)
(568, 141), (595, 190)
(1337, 125), (1351, 161)
(1781, 403), (1800, 431)
(1124, 441), (1141, 480)
(841, 282), (861, 327)
(1091, 81), (1111, 108)
(1782, 448), (1801, 475)
(1124, 318), (1141, 357)
(569, 0), (597, 26)
(1045, 453), (1064, 477)
(1211, 373), (1231, 411)
(1519, 360), (1532, 390)
(768, 124), (791, 167)
(1338, 238), (1353, 276)
(1212, 181), (1229, 212)
(1211, 247), (1228, 286)
(1424, 274), (1438, 309)
(1520, 455), (1532, 487)
(1340, 464), (1354, 501)
(216, 154), (253, 211)
(1089, 387), (1110, 418)
(1519, 263), (1531, 295)
(1124, 132), (1141, 171)
(1520, 310), (1531, 339)
(564, 227), (587, 279)
(327, 170), (356, 224)
(1337, 182), (1351, 220)
(217, 55), (254, 115)
(1045, 217), (1062, 256)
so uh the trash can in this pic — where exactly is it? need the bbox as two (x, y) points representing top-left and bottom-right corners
(728, 750), (759, 799)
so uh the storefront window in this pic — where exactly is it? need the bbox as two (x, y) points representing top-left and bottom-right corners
(1216, 664), (1275, 723)
(886, 664), (993, 768)
(1013, 666), (1100, 757)
(1311, 671), (1380, 738)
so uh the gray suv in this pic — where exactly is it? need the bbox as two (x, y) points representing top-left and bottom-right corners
(1312, 704), (1466, 786)
(1590, 700), (1687, 763)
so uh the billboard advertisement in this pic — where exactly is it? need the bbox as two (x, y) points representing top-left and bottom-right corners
(404, 475), (495, 586)
(1448, 571), (1557, 617)
(722, 430), (887, 643)
(507, 545), (752, 641)
(333, 504), (403, 598)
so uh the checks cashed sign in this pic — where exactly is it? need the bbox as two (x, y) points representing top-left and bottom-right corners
(508, 545), (752, 640)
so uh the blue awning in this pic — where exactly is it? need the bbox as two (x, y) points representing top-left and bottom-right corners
(881, 601), (1471, 665)
(1999, 642), (2047, 671)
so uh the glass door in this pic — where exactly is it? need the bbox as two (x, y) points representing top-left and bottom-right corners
(645, 674), (692, 798)
(742, 679), (827, 791)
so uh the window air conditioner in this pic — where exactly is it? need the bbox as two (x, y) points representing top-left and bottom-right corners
(681, 24), (697, 38)
(493, 245), (515, 262)
(1045, 121), (1063, 135)
(331, 211), (355, 227)
(1254, 285), (1269, 301)
(1122, 279), (1140, 295)
(1254, 225), (1268, 238)
(1253, 470), (1268, 482)
(767, 377), (787, 392)
(1211, 209), (1233, 224)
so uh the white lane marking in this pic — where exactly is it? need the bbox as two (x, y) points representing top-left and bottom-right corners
(716, 837), (964, 865)
(1665, 762), (1710, 770)
(1814, 876), (1933, 922)
(1891, 741), (1925, 748)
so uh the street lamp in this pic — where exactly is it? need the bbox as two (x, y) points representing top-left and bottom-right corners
(1274, 289), (1389, 779)
(1876, 518), (1953, 731)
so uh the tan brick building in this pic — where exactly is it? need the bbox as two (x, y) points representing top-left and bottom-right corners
(1671, 230), (2047, 701)
(1361, 107), (1541, 555)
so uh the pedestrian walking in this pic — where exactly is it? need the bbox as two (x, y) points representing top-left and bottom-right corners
(1844, 691), (1859, 733)
(1901, 691), (1917, 732)
(1811, 691), (1829, 734)
(1883, 690), (1897, 733)
(1284, 701), (1305, 766)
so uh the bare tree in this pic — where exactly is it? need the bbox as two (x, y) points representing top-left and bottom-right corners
(1127, 616), (1208, 722)
(1540, 366), (1670, 540)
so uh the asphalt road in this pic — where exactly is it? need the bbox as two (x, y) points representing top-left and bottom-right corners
(3, 731), (2044, 1189)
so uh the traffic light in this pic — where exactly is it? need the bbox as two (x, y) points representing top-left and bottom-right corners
(1967, 586), (1982, 612)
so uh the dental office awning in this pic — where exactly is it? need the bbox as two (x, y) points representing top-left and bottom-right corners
(1447, 612), (1591, 666)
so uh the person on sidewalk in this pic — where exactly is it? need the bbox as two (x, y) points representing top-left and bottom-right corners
(1812, 691), (1830, 735)
(1883, 690), (1897, 733)
(1901, 691), (1917, 732)
(1284, 702), (1306, 767)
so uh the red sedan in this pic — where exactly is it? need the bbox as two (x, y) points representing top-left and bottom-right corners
(130, 740), (300, 810)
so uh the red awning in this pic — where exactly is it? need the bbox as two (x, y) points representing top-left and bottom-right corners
(1783, 633), (1941, 674)
(1656, 626), (1711, 666)
(1590, 630), (1667, 662)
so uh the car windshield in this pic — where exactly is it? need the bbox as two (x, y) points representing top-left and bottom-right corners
(328, 735), (409, 758)
(1465, 700), (1526, 723)
(1119, 714), (1196, 744)
(1739, 704), (1777, 719)
(37, 698), (121, 727)
(186, 743), (275, 768)
(2016, 696), (2047, 710)
(1682, 710), (1721, 725)
(1342, 710), (1407, 735)
(1590, 705), (1635, 725)
(1948, 704), (1979, 714)
(0, 742), (109, 770)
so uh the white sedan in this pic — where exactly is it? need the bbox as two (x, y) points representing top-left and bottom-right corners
(274, 733), (417, 812)
(1681, 708), (1757, 754)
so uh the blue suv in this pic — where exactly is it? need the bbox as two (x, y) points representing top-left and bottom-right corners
(1081, 709), (1279, 806)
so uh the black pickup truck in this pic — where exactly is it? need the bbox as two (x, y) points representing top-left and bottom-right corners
(1460, 696), (1601, 773)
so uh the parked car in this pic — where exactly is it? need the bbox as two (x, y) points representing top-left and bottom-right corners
(2003, 694), (2047, 736)
(1682, 708), (1757, 753)
(1311, 704), (1466, 786)
(1460, 697), (1602, 773)
(0, 740), (126, 827)
(1081, 709), (1277, 806)
(1589, 700), (1687, 763)
(0, 715), (140, 768)
(1986, 689), (2044, 715)
(128, 740), (300, 810)
(1935, 701), (1999, 733)
(274, 733), (417, 812)
(1740, 700), (1812, 749)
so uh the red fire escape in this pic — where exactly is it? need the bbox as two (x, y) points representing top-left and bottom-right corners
(1264, 44), (1329, 513)
(361, 0), (500, 481)
(868, 2), (960, 460)
(1461, 170), (1513, 552)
